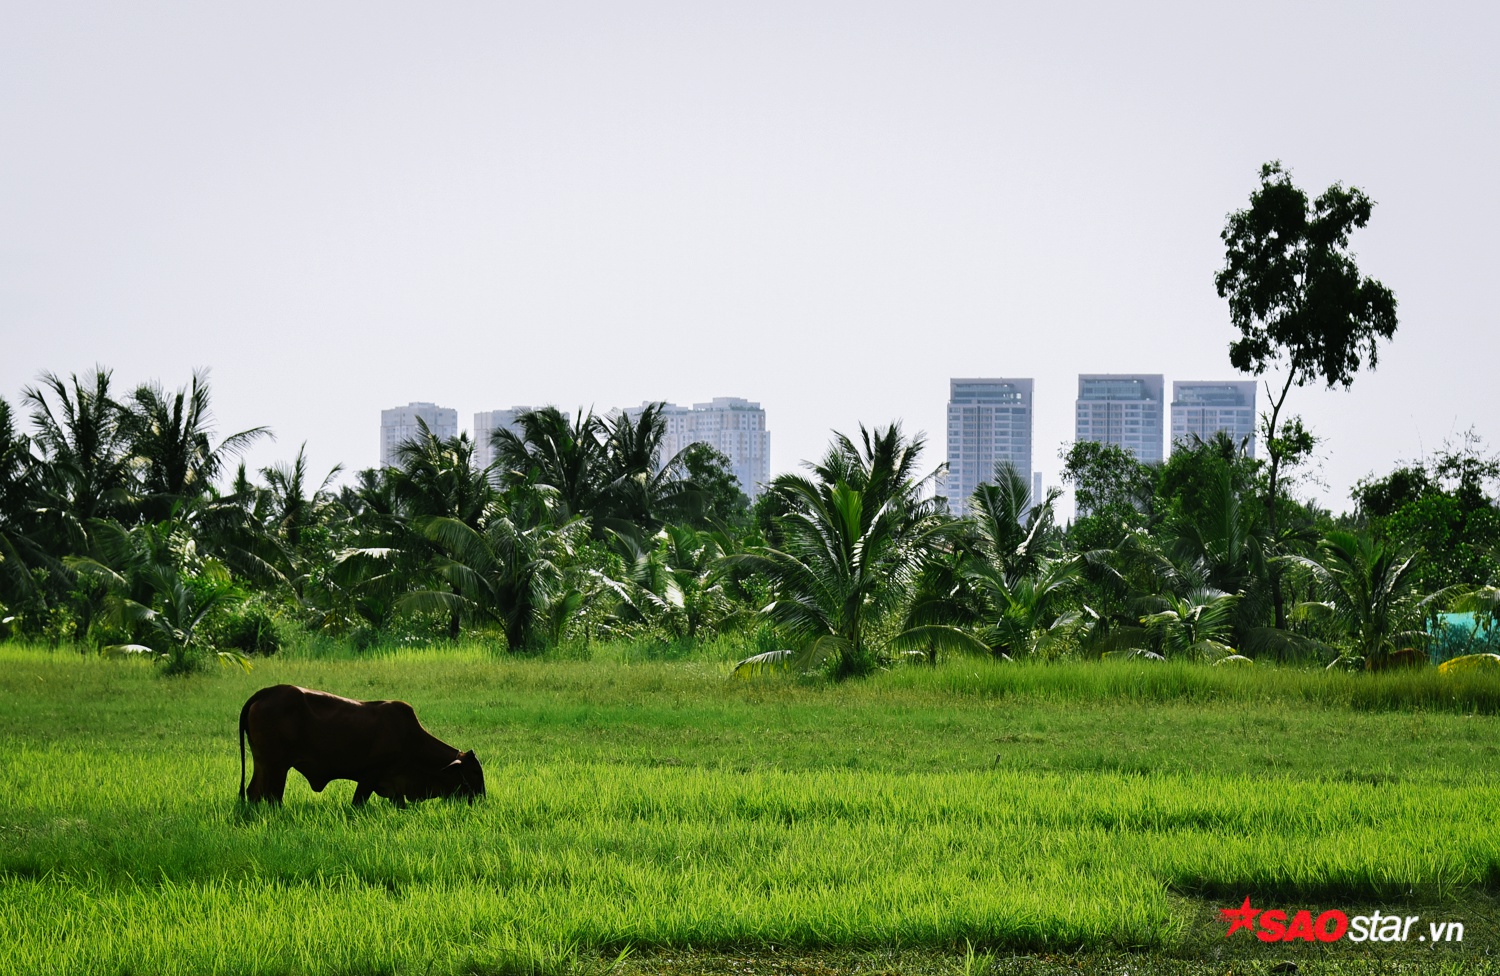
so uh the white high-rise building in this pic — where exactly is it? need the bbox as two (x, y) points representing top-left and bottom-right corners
(474, 407), (536, 474)
(625, 397), (771, 499)
(1170, 381), (1257, 457)
(380, 402), (457, 468)
(1075, 374), (1165, 463)
(945, 378), (1034, 517)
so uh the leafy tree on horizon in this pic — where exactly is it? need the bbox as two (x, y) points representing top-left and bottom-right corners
(1059, 440), (1157, 553)
(1353, 430), (1500, 593)
(678, 442), (751, 530)
(11, 358), (1500, 672)
(1216, 160), (1399, 627)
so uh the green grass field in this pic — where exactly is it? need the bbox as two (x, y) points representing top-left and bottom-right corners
(3, 643), (1499, 975)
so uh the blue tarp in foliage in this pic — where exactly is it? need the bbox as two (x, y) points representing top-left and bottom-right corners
(1429, 612), (1500, 663)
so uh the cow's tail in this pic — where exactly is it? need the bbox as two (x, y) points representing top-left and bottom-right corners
(238, 690), (266, 803)
(239, 696), (251, 802)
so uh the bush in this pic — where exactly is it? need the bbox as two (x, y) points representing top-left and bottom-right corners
(349, 625), (382, 653)
(215, 600), (282, 656)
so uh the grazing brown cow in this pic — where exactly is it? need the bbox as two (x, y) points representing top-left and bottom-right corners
(238, 685), (485, 806)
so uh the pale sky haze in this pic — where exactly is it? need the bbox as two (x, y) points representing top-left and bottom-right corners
(2, 2), (1496, 515)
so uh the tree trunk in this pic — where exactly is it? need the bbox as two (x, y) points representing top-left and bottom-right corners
(448, 583), (463, 641)
(1262, 372), (1296, 633)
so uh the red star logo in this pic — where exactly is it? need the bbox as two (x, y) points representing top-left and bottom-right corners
(1221, 896), (1260, 937)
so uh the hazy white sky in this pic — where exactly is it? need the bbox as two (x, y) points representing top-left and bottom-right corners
(3, 1), (1496, 514)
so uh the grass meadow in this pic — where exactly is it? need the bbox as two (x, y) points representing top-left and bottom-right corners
(3, 643), (1500, 974)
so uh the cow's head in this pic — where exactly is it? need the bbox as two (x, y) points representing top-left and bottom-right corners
(439, 749), (486, 802)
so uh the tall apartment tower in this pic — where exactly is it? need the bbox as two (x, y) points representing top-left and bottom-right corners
(1074, 374), (1165, 463)
(380, 401), (457, 468)
(945, 378), (1034, 516)
(626, 397), (771, 499)
(473, 407), (536, 473)
(1170, 381), (1257, 457)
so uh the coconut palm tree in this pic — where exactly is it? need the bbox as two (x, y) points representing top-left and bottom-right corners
(23, 367), (131, 533)
(967, 555), (1087, 658)
(492, 407), (606, 523)
(68, 519), (250, 672)
(380, 424), (501, 638)
(0, 398), (57, 617)
(1154, 466), (1280, 650)
(389, 421), (492, 528)
(321, 468), (427, 634)
(261, 444), (343, 551)
(232, 444), (346, 601)
(493, 404), (700, 537)
(1161, 469), (1266, 592)
(1282, 529), (1427, 667)
(594, 528), (682, 637)
(156, 464), (290, 603)
(902, 462), (1063, 663)
(967, 461), (1062, 585)
(727, 424), (984, 678)
(121, 369), (270, 520)
(596, 403), (697, 532)
(398, 488), (588, 651)
(599, 524), (739, 641)
(1451, 584), (1500, 624)
(656, 524), (741, 638)
(1140, 589), (1241, 660)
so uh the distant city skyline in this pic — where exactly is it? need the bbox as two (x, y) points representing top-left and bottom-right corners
(389, 374), (1261, 512)
(941, 374), (1258, 513)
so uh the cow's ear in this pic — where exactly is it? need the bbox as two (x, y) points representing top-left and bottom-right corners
(463, 750), (475, 759)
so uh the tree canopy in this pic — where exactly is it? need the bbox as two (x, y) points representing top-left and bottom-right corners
(1216, 161), (1400, 628)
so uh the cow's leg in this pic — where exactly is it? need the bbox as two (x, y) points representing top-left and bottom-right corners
(352, 782), (373, 806)
(251, 765), (289, 805)
(392, 795), (408, 810)
(246, 763), (274, 803)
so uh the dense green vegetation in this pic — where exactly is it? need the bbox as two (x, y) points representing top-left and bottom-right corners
(3, 646), (1499, 974)
(1, 167), (1495, 674)
(2, 362), (1498, 675)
